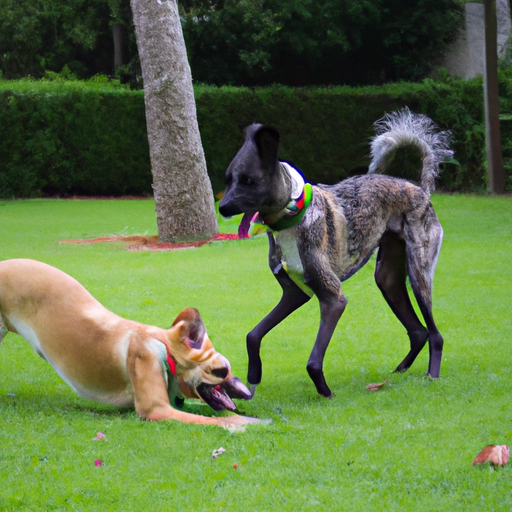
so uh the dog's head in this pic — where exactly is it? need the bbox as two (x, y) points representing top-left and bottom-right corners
(167, 308), (252, 411)
(219, 124), (291, 220)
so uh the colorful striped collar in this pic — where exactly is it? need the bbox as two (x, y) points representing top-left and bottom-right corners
(262, 162), (313, 232)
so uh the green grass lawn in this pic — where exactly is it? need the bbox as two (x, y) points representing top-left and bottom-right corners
(0, 194), (511, 511)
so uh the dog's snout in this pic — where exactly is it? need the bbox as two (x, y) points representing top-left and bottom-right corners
(218, 201), (229, 217)
(211, 367), (229, 380)
(218, 200), (242, 218)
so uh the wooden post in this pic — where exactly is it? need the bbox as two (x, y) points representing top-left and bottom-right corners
(484, 0), (506, 193)
(113, 23), (126, 72)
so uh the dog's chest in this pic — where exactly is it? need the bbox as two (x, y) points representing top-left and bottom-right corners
(276, 230), (313, 296)
(275, 188), (364, 288)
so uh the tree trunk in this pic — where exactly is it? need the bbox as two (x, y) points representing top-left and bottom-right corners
(113, 23), (126, 72)
(130, 0), (218, 241)
(484, 0), (506, 193)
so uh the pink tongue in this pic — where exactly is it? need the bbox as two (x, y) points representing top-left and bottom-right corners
(211, 385), (236, 411)
(238, 213), (252, 238)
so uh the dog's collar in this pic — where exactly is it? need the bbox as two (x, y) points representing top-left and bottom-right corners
(262, 162), (313, 232)
(164, 348), (176, 376)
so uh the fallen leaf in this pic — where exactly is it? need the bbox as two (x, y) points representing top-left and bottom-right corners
(93, 432), (106, 441)
(473, 445), (510, 467)
(94, 459), (102, 467)
(212, 447), (226, 459)
(365, 381), (387, 392)
(233, 464), (238, 469)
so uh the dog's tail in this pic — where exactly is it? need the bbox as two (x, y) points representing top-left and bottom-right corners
(368, 108), (452, 195)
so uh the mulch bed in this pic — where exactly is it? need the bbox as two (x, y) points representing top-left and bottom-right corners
(59, 233), (242, 251)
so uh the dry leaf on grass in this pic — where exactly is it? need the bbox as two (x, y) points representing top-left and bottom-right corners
(473, 445), (510, 467)
(365, 381), (387, 392)
(212, 447), (226, 459)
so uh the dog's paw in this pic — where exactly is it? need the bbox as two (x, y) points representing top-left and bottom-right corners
(220, 414), (261, 430)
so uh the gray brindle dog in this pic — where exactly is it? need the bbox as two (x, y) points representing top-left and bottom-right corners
(219, 109), (452, 398)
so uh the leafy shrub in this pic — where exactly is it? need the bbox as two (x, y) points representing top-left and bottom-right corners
(0, 80), (151, 197)
(0, 74), (504, 198)
(195, 78), (486, 192)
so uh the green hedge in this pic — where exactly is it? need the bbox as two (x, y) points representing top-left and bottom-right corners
(0, 81), (151, 198)
(0, 75), (500, 198)
(195, 77), (486, 192)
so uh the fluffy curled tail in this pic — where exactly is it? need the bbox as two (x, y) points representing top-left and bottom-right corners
(368, 108), (453, 195)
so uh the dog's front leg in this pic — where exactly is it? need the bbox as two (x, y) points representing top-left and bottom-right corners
(246, 232), (311, 394)
(128, 344), (259, 426)
(302, 249), (347, 398)
(306, 293), (347, 398)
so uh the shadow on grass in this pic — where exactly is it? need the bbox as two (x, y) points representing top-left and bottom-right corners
(0, 391), (131, 416)
(0, 391), (253, 420)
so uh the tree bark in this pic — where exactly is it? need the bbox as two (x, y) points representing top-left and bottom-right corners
(484, 0), (506, 193)
(130, 0), (218, 241)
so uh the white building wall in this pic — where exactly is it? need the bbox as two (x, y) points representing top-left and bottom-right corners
(442, 0), (510, 79)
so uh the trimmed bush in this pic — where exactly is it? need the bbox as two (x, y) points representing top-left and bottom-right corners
(0, 80), (151, 198)
(0, 75), (501, 198)
(195, 78), (486, 193)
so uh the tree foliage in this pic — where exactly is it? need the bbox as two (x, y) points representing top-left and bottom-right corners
(0, 0), (465, 86)
(180, 0), (465, 86)
(0, 0), (134, 79)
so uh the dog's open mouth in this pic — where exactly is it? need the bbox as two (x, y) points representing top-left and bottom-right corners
(196, 377), (252, 411)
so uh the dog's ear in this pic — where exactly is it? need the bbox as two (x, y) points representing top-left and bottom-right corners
(254, 125), (280, 168)
(172, 308), (206, 350)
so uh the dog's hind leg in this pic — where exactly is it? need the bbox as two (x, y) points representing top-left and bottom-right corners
(403, 214), (444, 378)
(246, 233), (311, 393)
(375, 231), (429, 373)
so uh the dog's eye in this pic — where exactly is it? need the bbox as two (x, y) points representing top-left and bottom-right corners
(240, 175), (254, 186)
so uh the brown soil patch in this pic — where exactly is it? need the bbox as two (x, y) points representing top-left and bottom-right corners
(59, 233), (241, 251)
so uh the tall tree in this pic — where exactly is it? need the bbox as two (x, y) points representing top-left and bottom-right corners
(484, 0), (506, 193)
(130, 0), (217, 241)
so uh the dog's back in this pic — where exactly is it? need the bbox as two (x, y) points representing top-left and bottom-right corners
(0, 259), (139, 403)
(320, 174), (432, 269)
(308, 107), (450, 282)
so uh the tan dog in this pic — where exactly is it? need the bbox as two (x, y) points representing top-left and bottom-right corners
(0, 259), (257, 427)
